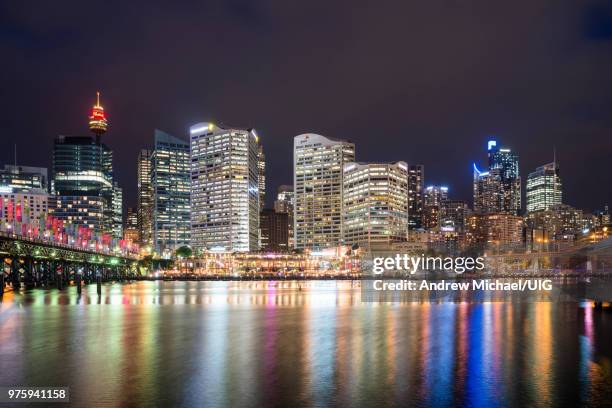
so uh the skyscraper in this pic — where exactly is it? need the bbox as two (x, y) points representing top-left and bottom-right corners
(293, 133), (355, 250)
(422, 185), (448, 230)
(407, 164), (424, 230)
(190, 123), (260, 252)
(52, 135), (110, 234)
(473, 139), (521, 215)
(274, 185), (294, 248)
(151, 129), (190, 255)
(112, 182), (123, 239)
(257, 144), (266, 211)
(124, 206), (139, 244)
(137, 149), (153, 247)
(342, 162), (408, 250)
(526, 161), (562, 213)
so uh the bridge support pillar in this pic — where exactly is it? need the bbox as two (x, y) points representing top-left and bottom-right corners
(11, 259), (20, 290)
(76, 271), (82, 295)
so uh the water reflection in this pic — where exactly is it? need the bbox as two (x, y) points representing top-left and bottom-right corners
(1, 281), (611, 407)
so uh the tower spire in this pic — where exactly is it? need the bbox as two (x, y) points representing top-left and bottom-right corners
(89, 91), (108, 140)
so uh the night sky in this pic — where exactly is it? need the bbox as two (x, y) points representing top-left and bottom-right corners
(1, 1), (611, 213)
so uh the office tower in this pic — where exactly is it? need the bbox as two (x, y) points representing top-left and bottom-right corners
(342, 162), (408, 250)
(274, 185), (294, 247)
(137, 149), (153, 247)
(473, 139), (521, 215)
(258, 144), (266, 211)
(440, 200), (469, 232)
(260, 208), (289, 251)
(123, 207), (139, 243)
(190, 123), (259, 252)
(52, 135), (110, 234)
(151, 129), (191, 255)
(422, 185), (448, 229)
(407, 164), (424, 230)
(0, 165), (48, 193)
(526, 161), (562, 213)
(293, 133), (355, 250)
(112, 182), (123, 239)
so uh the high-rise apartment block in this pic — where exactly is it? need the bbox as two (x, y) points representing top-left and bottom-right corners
(342, 162), (409, 250)
(293, 134), (355, 250)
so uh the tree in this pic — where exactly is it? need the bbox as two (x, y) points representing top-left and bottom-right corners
(175, 246), (193, 258)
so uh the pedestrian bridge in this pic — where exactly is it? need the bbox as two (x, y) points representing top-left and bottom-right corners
(0, 232), (141, 293)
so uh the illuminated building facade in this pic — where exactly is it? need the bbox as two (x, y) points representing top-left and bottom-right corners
(190, 123), (260, 252)
(422, 185), (448, 229)
(52, 135), (112, 234)
(0, 165), (48, 193)
(294, 134), (355, 250)
(473, 139), (521, 215)
(0, 189), (52, 233)
(123, 207), (139, 243)
(137, 149), (153, 247)
(526, 161), (562, 213)
(468, 213), (524, 249)
(151, 130), (191, 255)
(342, 162), (409, 250)
(407, 164), (424, 230)
(112, 182), (123, 239)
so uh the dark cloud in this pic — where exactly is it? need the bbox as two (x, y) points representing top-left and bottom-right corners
(0, 0), (611, 213)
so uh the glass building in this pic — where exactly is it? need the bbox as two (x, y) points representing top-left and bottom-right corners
(190, 123), (259, 253)
(526, 161), (562, 213)
(473, 139), (521, 215)
(342, 162), (409, 250)
(407, 164), (424, 230)
(151, 130), (191, 255)
(293, 133), (355, 250)
(52, 135), (114, 234)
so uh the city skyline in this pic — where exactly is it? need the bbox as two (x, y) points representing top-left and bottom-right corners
(2, 2), (612, 213)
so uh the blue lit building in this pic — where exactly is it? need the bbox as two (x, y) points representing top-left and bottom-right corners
(473, 139), (521, 215)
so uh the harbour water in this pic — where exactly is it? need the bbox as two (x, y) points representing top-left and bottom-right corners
(1, 281), (611, 407)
